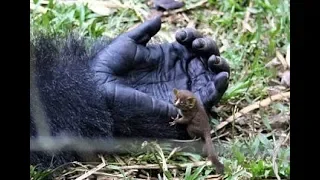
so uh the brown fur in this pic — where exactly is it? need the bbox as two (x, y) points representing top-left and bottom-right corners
(170, 88), (224, 174)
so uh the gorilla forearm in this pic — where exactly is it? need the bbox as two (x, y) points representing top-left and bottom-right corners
(31, 34), (191, 135)
(31, 34), (113, 138)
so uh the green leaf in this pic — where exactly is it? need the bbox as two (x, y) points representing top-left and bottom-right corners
(262, 116), (272, 131)
(252, 136), (260, 156)
(224, 80), (252, 99)
(247, 7), (262, 14)
(204, 169), (213, 177)
(178, 152), (202, 161)
(48, 0), (54, 9)
(107, 165), (121, 170)
(30, 165), (52, 180)
(185, 164), (192, 178)
(189, 165), (206, 180)
(164, 171), (173, 179)
(227, 169), (252, 180)
(233, 148), (245, 164)
(257, 133), (270, 147)
(79, 4), (86, 27)
(264, 169), (271, 178)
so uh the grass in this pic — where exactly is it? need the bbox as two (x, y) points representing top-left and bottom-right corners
(30, 0), (290, 179)
(30, 165), (52, 180)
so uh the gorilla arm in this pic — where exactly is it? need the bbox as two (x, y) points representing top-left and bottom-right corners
(30, 16), (230, 169)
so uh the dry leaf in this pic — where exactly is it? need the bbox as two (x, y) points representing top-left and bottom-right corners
(242, 22), (255, 33)
(219, 39), (230, 53)
(97, 177), (120, 180)
(235, 116), (247, 125)
(286, 44), (290, 69)
(280, 70), (290, 87)
(241, 1), (253, 33)
(187, 20), (196, 29)
(269, 114), (290, 130)
(265, 57), (281, 68)
(206, 174), (223, 180)
(276, 50), (288, 70)
(267, 86), (287, 96)
(211, 92), (290, 134)
(30, 3), (48, 13)
(87, 1), (119, 16)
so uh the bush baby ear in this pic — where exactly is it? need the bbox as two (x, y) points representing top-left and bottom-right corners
(173, 88), (179, 96)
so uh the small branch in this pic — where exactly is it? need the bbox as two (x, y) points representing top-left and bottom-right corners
(170, 132), (229, 143)
(72, 169), (125, 178)
(286, 44), (290, 69)
(75, 156), (107, 180)
(105, 161), (211, 170)
(272, 132), (290, 180)
(124, 169), (138, 177)
(69, 161), (214, 179)
(166, 147), (180, 161)
(211, 91), (290, 134)
(205, 174), (223, 180)
(128, 0), (146, 22)
(276, 50), (289, 70)
(242, 1), (254, 32)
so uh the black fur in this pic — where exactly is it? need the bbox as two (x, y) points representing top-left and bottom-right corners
(30, 34), (113, 168)
(31, 34), (113, 138)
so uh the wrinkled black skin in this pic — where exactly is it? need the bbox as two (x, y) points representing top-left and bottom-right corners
(30, 16), (230, 169)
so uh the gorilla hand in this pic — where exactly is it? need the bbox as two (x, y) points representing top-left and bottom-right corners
(91, 16), (230, 138)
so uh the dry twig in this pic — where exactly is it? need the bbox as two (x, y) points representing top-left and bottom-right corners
(211, 91), (290, 134)
(272, 132), (290, 180)
(286, 44), (290, 68)
(75, 156), (107, 180)
(242, 1), (254, 33)
(170, 132), (229, 143)
(118, 160), (211, 169)
(73, 169), (125, 178)
(276, 50), (289, 70)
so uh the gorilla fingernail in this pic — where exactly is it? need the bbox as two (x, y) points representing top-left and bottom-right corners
(193, 39), (205, 49)
(213, 56), (221, 64)
(176, 30), (187, 41)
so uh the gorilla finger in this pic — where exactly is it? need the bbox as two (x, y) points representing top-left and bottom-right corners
(175, 28), (202, 47)
(101, 83), (179, 119)
(201, 78), (228, 109)
(192, 37), (220, 58)
(125, 15), (162, 45)
(208, 55), (230, 74)
(214, 71), (229, 95)
(193, 81), (218, 111)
